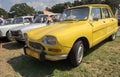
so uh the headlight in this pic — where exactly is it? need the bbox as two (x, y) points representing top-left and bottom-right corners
(42, 36), (57, 46)
(24, 33), (28, 41)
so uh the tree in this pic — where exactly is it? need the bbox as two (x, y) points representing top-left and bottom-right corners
(45, 7), (52, 11)
(73, 1), (81, 6)
(82, 0), (120, 13)
(0, 8), (8, 19)
(51, 2), (72, 13)
(51, 3), (64, 13)
(83, 0), (101, 4)
(38, 11), (43, 14)
(104, 0), (120, 13)
(10, 3), (35, 17)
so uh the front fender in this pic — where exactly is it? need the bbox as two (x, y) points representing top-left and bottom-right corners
(56, 24), (92, 48)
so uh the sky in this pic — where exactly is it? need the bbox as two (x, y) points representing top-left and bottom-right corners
(0, 0), (74, 11)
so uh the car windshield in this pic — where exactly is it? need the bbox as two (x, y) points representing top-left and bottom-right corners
(60, 7), (89, 21)
(34, 15), (48, 23)
(13, 17), (23, 24)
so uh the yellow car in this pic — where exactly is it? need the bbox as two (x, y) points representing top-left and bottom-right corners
(24, 4), (118, 67)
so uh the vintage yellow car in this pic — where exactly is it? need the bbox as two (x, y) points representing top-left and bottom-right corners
(24, 4), (118, 67)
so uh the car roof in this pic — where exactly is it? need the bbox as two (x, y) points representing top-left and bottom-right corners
(39, 13), (61, 16)
(17, 16), (34, 18)
(69, 4), (109, 9)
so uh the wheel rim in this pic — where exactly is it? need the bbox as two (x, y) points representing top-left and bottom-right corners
(77, 43), (84, 63)
(112, 33), (116, 40)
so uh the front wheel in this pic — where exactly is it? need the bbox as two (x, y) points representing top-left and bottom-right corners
(6, 31), (12, 41)
(68, 40), (84, 67)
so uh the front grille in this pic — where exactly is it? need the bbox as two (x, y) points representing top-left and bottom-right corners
(29, 41), (45, 50)
(11, 31), (19, 36)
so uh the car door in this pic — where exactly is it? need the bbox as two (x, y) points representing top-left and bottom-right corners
(102, 8), (117, 36)
(23, 17), (33, 25)
(90, 7), (108, 46)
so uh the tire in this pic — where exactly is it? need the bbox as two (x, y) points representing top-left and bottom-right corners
(109, 32), (116, 41)
(68, 40), (84, 67)
(6, 31), (12, 41)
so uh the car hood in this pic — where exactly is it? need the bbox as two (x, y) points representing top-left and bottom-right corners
(9, 24), (26, 30)
(10, 23), (47, 33)
(0, 24), (23, 29)
(27, 21), (88, 41)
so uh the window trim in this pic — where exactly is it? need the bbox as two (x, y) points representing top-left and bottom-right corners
(102, 8), (112, 18)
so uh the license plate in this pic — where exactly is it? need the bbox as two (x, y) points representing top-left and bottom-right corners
(26, 49), (39, 59)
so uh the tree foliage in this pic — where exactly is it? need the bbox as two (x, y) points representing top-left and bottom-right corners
(84, 0), (120, 13)
(51, 3), (64, 13)
(51, 2), (72, 13)
(10, 3), (35, 17)
(0, 8), (8, 19)
(103, 0), (120, 13)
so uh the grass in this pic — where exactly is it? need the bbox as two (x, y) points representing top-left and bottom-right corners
(0, 36), (120, 77)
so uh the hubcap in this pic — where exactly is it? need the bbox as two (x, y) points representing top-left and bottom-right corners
(77, 43), (84, 63)
(112, 33), (116, 40)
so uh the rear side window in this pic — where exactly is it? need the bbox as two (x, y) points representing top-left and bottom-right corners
(91, 8), (102, 19)
(103, 8), (112, 18)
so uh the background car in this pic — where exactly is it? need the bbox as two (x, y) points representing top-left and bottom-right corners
(4, 18), (14, 25)
(115, 9), (120, 25)
(9, 13), (61, 43)
(0, 16), (33, 40)
(118, 15), (120, 25)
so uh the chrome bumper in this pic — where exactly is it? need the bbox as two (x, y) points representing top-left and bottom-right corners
(24, 46), (68, 61)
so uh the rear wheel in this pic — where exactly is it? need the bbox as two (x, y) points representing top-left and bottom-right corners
(109, 32), (116, 41)
(68, 40), (84, 67)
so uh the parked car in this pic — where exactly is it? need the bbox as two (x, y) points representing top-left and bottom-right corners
(118, 15), (120, 25)
(9, 13), (61, 43)
(24, 4), (118, 67)
(115, 9), (120, 25)
(4, 18), (14, 25)
(0, 16), (33, 40)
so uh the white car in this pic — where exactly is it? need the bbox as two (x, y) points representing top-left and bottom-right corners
(10, 13), (61, 43)
(0, 16), (33, 40)
(4, 18), (14, 25)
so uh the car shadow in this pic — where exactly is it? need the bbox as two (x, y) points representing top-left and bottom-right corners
(2, 42), (24, 50)
(7, 55), (72, 77)
(0, 37), (10, 43)
(84, 39), (108, 57)
(7, 39), (110, 77)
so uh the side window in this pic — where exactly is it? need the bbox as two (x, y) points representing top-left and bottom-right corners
(24, 18), (30, 23)
(91, 8), (102, 20)
(103, 8), (110, 18)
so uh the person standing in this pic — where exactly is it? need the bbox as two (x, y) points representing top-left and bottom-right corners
(0, 15), (5, 26)
(64, 3), (70, 9)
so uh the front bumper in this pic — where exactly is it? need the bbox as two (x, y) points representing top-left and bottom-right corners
(14, 36), (25, 42)
(23, 46), (68, 61)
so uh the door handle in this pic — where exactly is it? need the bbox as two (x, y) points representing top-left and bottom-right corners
(103, 21), (106, 23)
